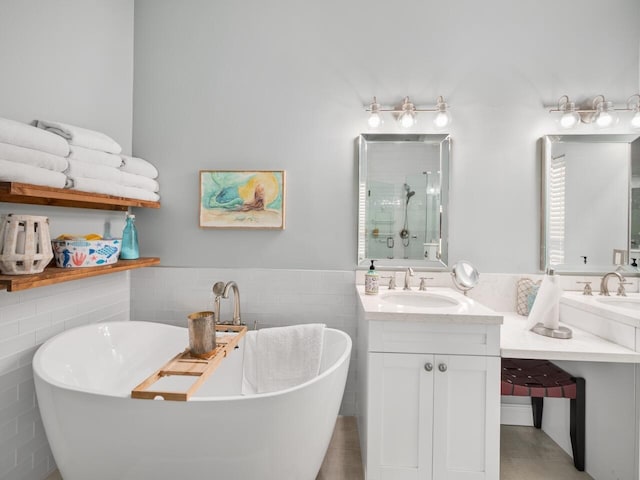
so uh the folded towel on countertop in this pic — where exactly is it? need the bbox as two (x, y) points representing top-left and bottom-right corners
(0, 117), (69, 157)
(66, 159), (160, 192)
(0, 159), (68, 188)
(241, 323), (325, 394)
(34, 119), (122, 154)
(68, 145), (123, 168)
(67, 176), (160, 202)
(119, 154), (159, 179)
(0, 142), (68, 172)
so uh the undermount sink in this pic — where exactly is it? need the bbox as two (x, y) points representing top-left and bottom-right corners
(596, 297), (640, 311)
(380, 292), (460, 308)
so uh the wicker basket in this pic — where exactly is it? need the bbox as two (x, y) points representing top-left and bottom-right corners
(0, 214), (53, 275)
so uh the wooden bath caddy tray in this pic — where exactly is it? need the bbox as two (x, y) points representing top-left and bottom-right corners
(131, 324), (247, 401)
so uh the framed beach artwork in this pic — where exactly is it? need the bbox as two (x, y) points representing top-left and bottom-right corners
(199, 170), (286, 229)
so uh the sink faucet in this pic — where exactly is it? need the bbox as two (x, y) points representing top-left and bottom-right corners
(599, 271), (625, 296)
(404, 267), (414, 290)
(222, 281), (242, 325)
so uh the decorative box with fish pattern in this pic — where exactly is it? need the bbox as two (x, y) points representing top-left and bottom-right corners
(51, 238), (121, 268)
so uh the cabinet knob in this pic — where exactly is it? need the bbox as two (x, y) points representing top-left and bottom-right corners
(424, 362), (433, 372)
(438, 363), (447, 372)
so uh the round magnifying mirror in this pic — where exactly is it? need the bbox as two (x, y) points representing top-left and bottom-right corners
(451, 260), (479, 295)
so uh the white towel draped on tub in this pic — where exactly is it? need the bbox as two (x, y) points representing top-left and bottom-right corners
(242, 323), (325, 394)
(34, 120), (122, 154)
(0, 142), (68, 172)
(67, 176), (160, 202)
(68, 145), (123, 168)
(0, 117), (69, 157)
(120, 154), (159, 179)
(0, 159), (68, 188)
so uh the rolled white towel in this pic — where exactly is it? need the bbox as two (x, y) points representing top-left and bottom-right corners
(69, 145), (123, 168)
(120, 154), (159, 179)
(0, 117), (69, 157)
(67, 176), (160, 202)
(66, 159), (159, 192)
(34, 119), (122, 154)
(0, 142), (68, 172)
(0, 159), (68, 189)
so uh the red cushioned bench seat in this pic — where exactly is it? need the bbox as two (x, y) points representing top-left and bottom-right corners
(501, 357), (585, 471)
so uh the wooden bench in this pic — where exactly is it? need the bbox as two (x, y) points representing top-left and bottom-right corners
(501, 357), (585, 471)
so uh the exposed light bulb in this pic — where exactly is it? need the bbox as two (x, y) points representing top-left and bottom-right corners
(631, 110), (640, 129)
(559, 111), (580, 128)
(558, 100), (580, 129)
(433, 96), (450, 129)
(594, 100), (618, 129)
(399, 111), (416, 128)
(434, 111), (451, 129)
(367, 97), (383, 128)
(368, 112), (382, 128)
(398, 97), (416, 129)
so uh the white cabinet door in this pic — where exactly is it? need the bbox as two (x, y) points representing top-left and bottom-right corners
(367, 352), (434, 480)
(432, 354), (500, 480)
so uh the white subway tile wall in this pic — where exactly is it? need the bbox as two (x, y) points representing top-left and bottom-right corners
(0, 273), (130, 480)
(131, 267), (358, 414)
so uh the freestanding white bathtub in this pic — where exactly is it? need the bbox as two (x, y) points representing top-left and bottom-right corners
(33, 321), (351, 480)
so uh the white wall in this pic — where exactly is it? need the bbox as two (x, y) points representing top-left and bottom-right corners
(132, 0), (640, 273)
(0, 2), (135, 479)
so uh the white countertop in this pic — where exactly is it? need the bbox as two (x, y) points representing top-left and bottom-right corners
(561, 291), (640, 328)
(356, 285), (503, 325)
(500, 312), (640, 363)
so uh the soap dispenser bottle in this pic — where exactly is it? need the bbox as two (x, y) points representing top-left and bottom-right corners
(365, 260), (379, 295)
(120, 213), (139, 260)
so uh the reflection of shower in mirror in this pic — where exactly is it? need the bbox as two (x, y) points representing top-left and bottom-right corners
(400, 183), (415, 247)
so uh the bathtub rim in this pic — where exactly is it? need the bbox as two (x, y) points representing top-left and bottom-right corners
(33, 320), (352, 402)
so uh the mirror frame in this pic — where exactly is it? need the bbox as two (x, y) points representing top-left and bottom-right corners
(357, 133), (451, 269)
(540, 133), (640, 275)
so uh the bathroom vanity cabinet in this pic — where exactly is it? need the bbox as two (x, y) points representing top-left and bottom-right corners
(356, 286), (502, 480)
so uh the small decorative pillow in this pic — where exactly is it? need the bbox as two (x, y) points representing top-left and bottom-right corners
(516, 278), (542, 316)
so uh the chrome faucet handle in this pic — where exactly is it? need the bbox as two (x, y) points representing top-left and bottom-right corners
(576, 281), (592, 296)
(617, 281), (632, 297)
(419, 277), (434, 291)
(381, 276), (396, 290)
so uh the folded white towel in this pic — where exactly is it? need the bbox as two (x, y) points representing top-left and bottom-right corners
(67, 176), (160, 202)
(68, 145), (123, 168)
(120, 154), (159, 179)
(66, 159), (160, 192)
(34, 120), (122, 154)
(0, 159), (68, 189)
(241, 324), (325, 394)
(0, 117), (69, 157)
(525, 274), (562, 331)
(0, 142), (68, 172)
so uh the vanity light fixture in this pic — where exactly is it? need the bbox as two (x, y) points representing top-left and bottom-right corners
(365, 96), (451, 130)
(548, 94), (640, 129)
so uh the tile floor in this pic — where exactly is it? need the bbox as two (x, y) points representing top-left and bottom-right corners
(46, 421), (592, 480)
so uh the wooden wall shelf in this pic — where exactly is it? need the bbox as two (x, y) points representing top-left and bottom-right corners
(0, 257), (160, 292)
(0, 182), (160, 211)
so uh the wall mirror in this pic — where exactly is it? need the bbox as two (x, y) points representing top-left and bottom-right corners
(357, 133), (450, 268)
(541, 134), (640, 274)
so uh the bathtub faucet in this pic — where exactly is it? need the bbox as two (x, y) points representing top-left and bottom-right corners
(222, 281), (242, 326)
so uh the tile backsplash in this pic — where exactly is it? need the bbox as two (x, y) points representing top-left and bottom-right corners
(0, 273), (130, 480)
